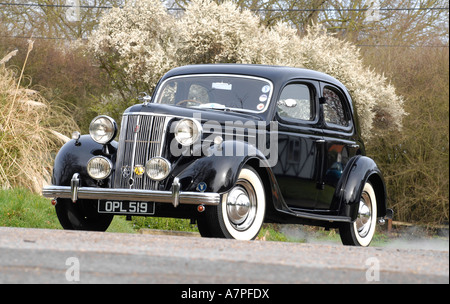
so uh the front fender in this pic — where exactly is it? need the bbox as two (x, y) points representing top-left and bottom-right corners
(51, 135), (117, 187)
(337, 155), (387, 221)
(174, 140), (269, 194)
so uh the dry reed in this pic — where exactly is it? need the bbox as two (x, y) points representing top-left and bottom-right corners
(0, 40), (78, 193)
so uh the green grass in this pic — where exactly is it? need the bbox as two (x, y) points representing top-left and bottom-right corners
(131, 216), (198, 232)
(0, 188), (61, 229)
(257, 224), (297, 242)
(0, 188), (134, 232)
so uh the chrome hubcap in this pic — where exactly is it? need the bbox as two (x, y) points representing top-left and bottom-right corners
(226, 180), (256, 231)
(356, 192), (372, 238)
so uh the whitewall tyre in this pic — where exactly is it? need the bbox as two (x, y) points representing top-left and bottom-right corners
(339, 182), (377, 247)
(197, 165), (266, 241)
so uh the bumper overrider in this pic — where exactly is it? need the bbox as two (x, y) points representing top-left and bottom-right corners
(42, 173), (221, 208)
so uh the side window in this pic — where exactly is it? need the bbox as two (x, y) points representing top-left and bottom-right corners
(277, 83), (314, 121)
(322, 87), (349, 127)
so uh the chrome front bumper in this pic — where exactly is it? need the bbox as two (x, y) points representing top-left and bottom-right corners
(42, 174), (221, 208)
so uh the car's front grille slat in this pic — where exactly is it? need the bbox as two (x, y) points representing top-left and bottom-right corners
(114, 114), (168, 190)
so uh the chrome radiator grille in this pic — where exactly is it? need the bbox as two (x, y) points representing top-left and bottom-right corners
(114, 114), (168, 190)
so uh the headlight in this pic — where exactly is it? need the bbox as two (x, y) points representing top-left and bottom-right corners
(174, 119), (202, 146)
(87, 156), (112, 180)
(145, 157), (171, 181)
(89, 115), (117, 144)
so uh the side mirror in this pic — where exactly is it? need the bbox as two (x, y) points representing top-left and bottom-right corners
(278, 98), (297, 108)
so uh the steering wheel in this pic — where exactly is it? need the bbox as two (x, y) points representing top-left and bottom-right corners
(176, 99), (204, 106)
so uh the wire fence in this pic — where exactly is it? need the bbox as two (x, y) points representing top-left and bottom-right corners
(0, 1), (448, 48)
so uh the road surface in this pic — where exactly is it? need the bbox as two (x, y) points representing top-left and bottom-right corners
(0, 227), (448, 285)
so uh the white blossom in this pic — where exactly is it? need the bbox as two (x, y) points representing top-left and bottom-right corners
(88, 0), (405, 139)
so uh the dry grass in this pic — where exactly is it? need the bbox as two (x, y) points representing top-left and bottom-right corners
(0, 40), (78, 193)
(365, 47), (449, 225)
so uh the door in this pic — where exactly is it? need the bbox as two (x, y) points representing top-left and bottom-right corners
(273, 81), (323, 210)
(315, 83), (360, 210)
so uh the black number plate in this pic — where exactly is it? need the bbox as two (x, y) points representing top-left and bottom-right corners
(98, 200), (155, 215)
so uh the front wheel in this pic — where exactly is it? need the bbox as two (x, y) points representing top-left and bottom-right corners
(55, 199), (113, 231)
(197, 166), (266, 240)
(339, 182), (378, 246)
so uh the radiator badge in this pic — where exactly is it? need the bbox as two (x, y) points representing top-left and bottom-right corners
(122, 166), (131, 178)
(134, 165), (145, 176)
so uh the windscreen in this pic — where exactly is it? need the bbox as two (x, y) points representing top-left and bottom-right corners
(155, 75), (273, 113)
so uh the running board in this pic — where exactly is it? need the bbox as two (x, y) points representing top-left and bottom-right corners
(279, 207), (394, 224)
(279, 208), (352, 223)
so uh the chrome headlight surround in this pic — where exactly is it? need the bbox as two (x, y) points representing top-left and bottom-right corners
(174, 118), (202, 146)
(89, 115), (117, 144)
(145, 157), (171, 181)
(87, 156), (113, 180)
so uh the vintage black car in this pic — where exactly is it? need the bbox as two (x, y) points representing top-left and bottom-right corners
(43, 64), (393, 246)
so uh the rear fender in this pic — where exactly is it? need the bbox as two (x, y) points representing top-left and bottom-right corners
(336, 156), (387, 221)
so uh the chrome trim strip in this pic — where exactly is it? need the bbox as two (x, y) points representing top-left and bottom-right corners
(42, 185), (221, 206)
(279, 209), (352, 223)
(129, 115), (141, 189)
(159, 117), (173, 156)
(123, 112), (179, 117)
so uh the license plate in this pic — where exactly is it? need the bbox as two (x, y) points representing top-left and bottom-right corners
(98, 200), (155, 215)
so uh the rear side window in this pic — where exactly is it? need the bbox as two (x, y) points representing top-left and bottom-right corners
(322, 87), (349, 127)
(277, 83), (314, 121)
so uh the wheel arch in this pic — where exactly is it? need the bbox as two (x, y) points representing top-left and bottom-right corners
(337, 156), (388, 221)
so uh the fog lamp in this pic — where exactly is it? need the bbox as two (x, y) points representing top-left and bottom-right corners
(87, 156), (112, 180)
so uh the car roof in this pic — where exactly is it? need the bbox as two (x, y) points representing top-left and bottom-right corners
(157, 64), (357, 123)
(161, 64), (346, 89)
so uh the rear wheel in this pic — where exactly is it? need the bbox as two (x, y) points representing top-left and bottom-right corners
(55, 199), (113, 231)
(197, 166), (266, 240)
(339, 182), (377, 246)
